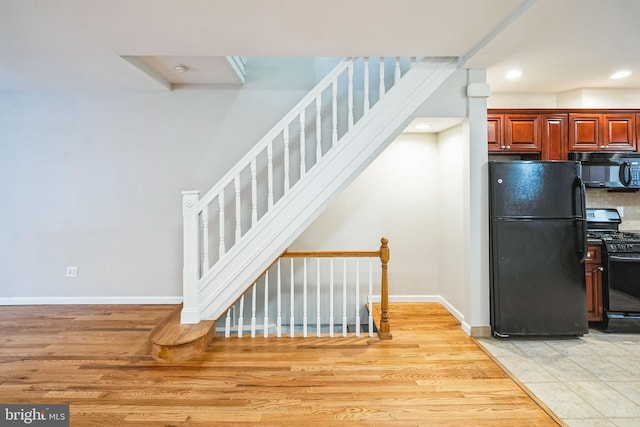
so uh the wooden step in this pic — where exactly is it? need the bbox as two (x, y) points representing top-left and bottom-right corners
(149, 304), (216, 362)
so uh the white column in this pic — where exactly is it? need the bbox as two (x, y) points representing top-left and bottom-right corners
(466, 70), (491, 334)
(181, 190), (201, 324)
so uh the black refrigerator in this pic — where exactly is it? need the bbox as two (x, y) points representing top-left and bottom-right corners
(489, 161), (589, 337)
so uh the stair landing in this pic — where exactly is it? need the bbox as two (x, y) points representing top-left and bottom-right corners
(149, 304), (215, 362)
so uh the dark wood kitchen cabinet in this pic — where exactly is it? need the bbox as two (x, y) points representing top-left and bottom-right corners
(585, 245), (603, 322)
(488, 111), (567, 159)
(541, 113), (568, 160)
(569, 113), (636, 152)
(488, 113), (541, 154)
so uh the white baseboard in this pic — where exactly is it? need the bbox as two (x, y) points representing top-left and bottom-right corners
(0, 296), (183, 305)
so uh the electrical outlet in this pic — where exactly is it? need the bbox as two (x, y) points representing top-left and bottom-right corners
(66, 266), (78, 278)
(617, 206), (625, 217)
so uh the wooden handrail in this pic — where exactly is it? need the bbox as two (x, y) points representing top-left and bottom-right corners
(282, 250), (380, 258)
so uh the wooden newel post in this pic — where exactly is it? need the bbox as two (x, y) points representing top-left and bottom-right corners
(378, 237), (392, 339)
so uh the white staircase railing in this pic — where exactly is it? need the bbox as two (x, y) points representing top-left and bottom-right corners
(220, 238), (391, 339)
(182, 56), (458, 324)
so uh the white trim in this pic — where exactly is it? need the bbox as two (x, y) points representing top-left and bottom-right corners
(0, 296), (182, 305)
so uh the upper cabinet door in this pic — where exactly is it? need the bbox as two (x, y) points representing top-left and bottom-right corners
(541, 114), (568, 161)
(505, 114), (540, 152)
(487, 114), (503, 152)
(603, 114), (636, 151)
(569, 114), (601, 151)
(570, 113), (636, 151)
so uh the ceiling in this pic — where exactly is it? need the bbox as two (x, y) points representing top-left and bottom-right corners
(1, 0), (639, 94)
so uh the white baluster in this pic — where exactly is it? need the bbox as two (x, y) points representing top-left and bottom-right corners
(379, 57), (385, 100)
(348, 62), (354, 130)
(290, 258), (295, 338)
(364, 57), (370, 113)
(251, 283), (257, 338)
(299, 111), (306, 178)
(355, 259), (361, 337)
(225, 307), (231, 338)
(283, 126), (290, 193)
(332, 80), (338, 147)
(267, 142), (274, 208)
(251, 159), (258, 226)
(237, 295), (244, 338)
(218, 191), (225, 256)
(303, 258), (308, 338)
(264, 270), (270, 338)
(277, 259), (282, 338)
(201, 206), (209, 272)
(316, 258), (321, 337)
(329, 258), (334, 338)
(368, 258), (373, 337)
(315, 96), (322, 162)
(394, 56), (401, 85)
(342, 258), (347, 337)
(234, 176), (241, 242)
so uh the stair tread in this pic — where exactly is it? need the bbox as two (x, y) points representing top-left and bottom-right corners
(149, 305), (215, 346)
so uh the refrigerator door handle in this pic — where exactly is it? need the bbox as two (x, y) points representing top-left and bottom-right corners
(574, 176), (587, 263)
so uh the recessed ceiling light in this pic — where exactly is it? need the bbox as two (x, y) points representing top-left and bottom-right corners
(505, 69), (523, 80)
(611, 70), (631, 80)
(415, 123), (431, 130)
(175, 64), (189, 73)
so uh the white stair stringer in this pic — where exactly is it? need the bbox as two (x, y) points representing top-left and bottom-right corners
(196, 57), (459, 322)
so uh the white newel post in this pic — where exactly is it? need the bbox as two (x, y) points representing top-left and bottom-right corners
(181, 190), (201, 324)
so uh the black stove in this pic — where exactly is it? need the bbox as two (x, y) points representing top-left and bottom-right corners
(587, 208), (640, 332)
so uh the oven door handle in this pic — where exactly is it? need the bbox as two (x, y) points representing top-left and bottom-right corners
(608, 254), (640, 262)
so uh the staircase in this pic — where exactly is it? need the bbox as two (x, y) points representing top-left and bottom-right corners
(151, 56), (458, 361)
(152, 57), (458, 362)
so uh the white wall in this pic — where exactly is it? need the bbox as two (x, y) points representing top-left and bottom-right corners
(291, 133), (441, 297)
(0, 61), (490, 335)
(0, 57), (331, 302)
(436, 125), (466, 310)
(488, 88), (640, 109)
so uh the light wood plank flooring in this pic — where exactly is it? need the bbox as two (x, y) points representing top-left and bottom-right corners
(0, 303), (560, 426)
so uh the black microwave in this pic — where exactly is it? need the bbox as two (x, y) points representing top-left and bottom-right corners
(569, 152), (640, 189)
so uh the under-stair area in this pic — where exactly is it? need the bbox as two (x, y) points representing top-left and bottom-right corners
(150, 56), (459, 361)
(151, 238), (392, 362)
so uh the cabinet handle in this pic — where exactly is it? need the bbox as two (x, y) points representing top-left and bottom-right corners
(506, 145), (511, 149)
(587, 253), (591, 258)
(598, 266), (604, 271)
(600, 145), (605, 149)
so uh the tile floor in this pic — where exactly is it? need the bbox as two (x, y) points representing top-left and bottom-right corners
(477, 330), (640, 426)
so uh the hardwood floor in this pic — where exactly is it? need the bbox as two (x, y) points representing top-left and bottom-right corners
(0, 303), (560, 426)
